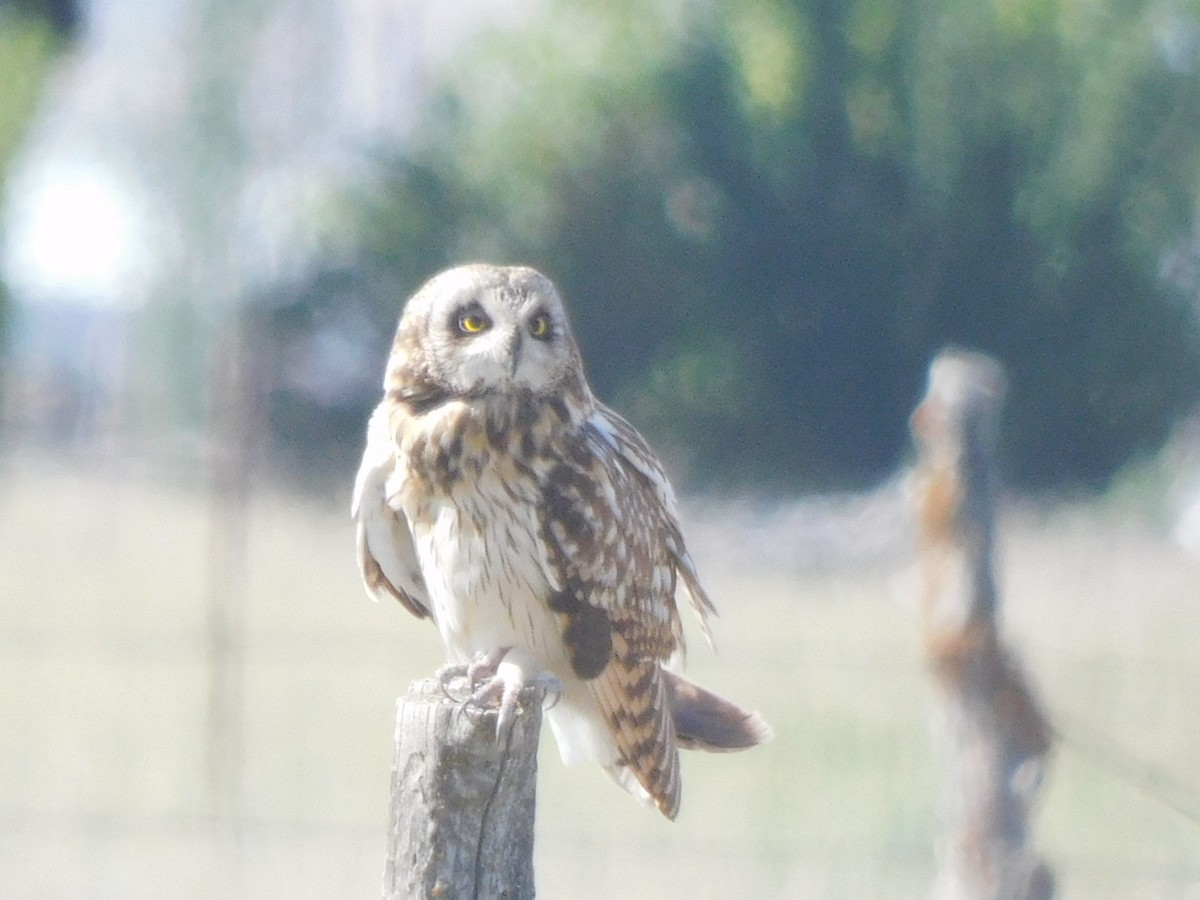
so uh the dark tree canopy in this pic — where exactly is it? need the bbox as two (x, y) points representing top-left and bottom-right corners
(348, 0), (1200, 491)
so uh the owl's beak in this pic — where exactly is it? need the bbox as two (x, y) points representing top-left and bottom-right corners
(507, 331), (524, 377)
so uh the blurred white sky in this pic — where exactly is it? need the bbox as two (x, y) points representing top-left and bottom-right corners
(3, 161), (151, 309)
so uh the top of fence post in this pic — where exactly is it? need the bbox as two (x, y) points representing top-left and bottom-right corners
(384, 675), (543, 900)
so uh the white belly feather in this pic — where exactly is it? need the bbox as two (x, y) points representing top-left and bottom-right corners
(409, 491), (559, 668)
(400, 471), (618, 769)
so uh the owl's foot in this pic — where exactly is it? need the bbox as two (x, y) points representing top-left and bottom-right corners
(435, 648), (507, 699)
(467, 647), (510, 689)
(472, 665), (563, 739)
(439, 649), (562, 739)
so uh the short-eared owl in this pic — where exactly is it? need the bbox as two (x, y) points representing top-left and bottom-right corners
(352, 264), (770, 818)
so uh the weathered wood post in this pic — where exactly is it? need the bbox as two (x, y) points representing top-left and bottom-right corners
(908, 349), (1055, 900)
(384, 676), (543, 900)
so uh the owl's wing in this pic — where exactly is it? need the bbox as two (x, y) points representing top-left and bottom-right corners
(536, 403), (714, 818)
(351, 404), (430, 619)
(589, 403), (716, 645)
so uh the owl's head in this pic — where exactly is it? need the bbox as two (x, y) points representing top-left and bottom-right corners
(388, 264), (586, 402)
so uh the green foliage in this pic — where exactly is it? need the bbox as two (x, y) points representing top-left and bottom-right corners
(354, 0), (1200, 490)
(0, 7), (65, 365)
(0, 13), (55, 168)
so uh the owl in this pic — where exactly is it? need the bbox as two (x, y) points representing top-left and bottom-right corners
(352, 264), (771, 819)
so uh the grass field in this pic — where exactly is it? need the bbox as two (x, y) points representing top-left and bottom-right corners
(1, 450), (1198, 898)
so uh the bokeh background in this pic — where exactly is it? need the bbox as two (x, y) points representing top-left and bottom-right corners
(1, 0), (1199, 896)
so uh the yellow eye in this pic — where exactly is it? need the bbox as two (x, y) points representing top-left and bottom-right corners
(529, 313), (551, 339)
(457, 312), (490, 334)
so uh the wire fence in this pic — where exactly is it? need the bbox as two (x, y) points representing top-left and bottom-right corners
(2, 447), (1199, 898)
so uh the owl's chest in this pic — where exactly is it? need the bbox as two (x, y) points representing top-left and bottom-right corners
(393, 406), (563, 662)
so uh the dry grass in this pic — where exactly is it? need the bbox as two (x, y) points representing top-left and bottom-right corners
(1, 452), (1198, 898)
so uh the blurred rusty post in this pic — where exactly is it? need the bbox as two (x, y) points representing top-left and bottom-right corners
(385, 676), (542, 900)
(909, 349), (1054, 900)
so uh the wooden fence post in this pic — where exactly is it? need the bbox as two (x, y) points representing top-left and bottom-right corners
(909, 349), (1055, 900)
(384, 675), (543, 900)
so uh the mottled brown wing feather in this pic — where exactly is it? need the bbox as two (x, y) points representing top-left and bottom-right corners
(591, 405), (717, 648)
(538, 411), (692, 816)
(539, 421), (681, 671)
(593, 646), (681, 819)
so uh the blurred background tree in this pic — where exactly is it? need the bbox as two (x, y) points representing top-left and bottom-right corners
(3, 0), (1199, 494)
(346, 0), (1200, 491)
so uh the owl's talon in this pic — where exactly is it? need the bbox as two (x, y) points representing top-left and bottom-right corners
(466, 647), (509, 689)
(538, 673), (565, 711)
(494, 677), (524, 740)
(467, 675), (504, 708)
(436, 662), (471, 701)
(437, 648), (511, 703)
(492, 671), (566, 738)
(455, 659), (563, 740)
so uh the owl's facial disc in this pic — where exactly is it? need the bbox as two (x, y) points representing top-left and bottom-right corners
(436, 286), (569, 397)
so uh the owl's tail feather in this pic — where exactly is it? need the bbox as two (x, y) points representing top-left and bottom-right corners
(665, 672), (773, 752)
